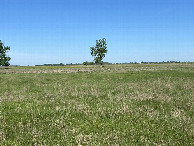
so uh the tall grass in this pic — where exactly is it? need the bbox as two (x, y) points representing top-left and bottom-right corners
(0, 64), (193, 145)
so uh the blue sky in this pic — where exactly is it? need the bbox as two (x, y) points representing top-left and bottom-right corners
(1, 0), (194, 65)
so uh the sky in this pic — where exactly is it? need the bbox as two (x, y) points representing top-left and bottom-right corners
(1, 0), (194, 66)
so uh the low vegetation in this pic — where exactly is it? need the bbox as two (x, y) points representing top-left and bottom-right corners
(0, 64), (193, 145)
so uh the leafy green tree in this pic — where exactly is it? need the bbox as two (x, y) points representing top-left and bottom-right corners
(90, 38), (107, 65)
(0, 40), (11, 66)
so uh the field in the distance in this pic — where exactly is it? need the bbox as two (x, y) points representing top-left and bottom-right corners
(0, 64), (193, 145)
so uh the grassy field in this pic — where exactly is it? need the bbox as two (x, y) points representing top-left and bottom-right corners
(0, 64), (193, 145)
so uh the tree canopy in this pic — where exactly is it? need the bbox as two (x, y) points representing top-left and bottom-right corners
(0, 40), (11, 66)
(90, 38), (107, 65)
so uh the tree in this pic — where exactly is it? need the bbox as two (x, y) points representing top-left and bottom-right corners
(0, 40), (11, 66)
(90, 38), (107, 65)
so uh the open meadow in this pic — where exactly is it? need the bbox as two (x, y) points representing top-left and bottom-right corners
(0, 64), (193, 145)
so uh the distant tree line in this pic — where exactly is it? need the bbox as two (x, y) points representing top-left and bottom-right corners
(141, 61), (181, 64)
(36, 63), (65, 66)
(113, 61), (182, 64)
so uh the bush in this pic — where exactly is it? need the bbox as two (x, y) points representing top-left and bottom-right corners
(83, 61), (94, 65)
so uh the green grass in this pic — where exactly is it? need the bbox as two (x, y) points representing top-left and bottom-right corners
(0, 64), (193, 145)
